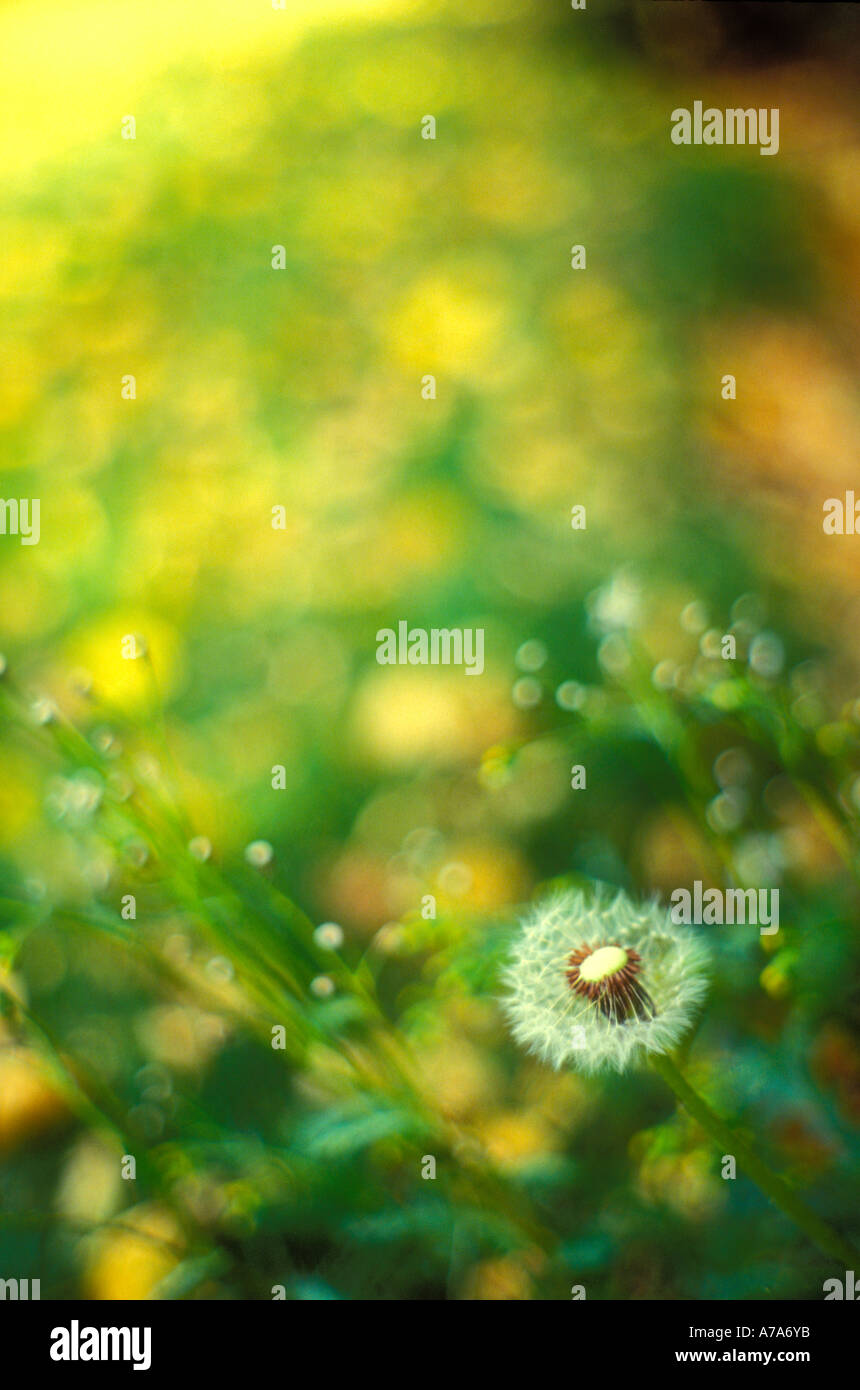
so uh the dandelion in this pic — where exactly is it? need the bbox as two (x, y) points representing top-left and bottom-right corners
(244, 840), (274, 868)
(503, 884), (858, 1268)
(313, 922), (344, 950)
(502, 887), (709, 1076)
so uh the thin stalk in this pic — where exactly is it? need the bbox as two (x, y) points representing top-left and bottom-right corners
(651, 1051), (857, 1268)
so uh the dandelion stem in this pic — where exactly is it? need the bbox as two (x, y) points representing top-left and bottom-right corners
(651, 1051), (857, 1269)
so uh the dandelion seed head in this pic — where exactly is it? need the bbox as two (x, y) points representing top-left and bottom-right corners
(244, 839), (273, 868)
(314, 922), (344, 950)
(502, 887), (709, 1075)
(310, 974), (335, 998)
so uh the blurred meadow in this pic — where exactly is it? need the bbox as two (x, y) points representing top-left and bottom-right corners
(0, 0), (858, 1299)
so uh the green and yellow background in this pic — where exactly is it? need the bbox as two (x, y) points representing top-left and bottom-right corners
(0, 0), (858, 1299)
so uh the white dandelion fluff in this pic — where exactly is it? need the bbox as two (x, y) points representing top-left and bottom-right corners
(503, 887), (858, 1270)
(244, 839), (274, 868)
(314, 922), (344, 950)
(502, 887), (709, 1076)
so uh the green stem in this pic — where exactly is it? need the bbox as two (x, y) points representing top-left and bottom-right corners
(651, 1051), (858, 1269)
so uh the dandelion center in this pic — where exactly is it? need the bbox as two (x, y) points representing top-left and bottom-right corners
(578, 944), (628, 983)
(566, 941), (656, 1025)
